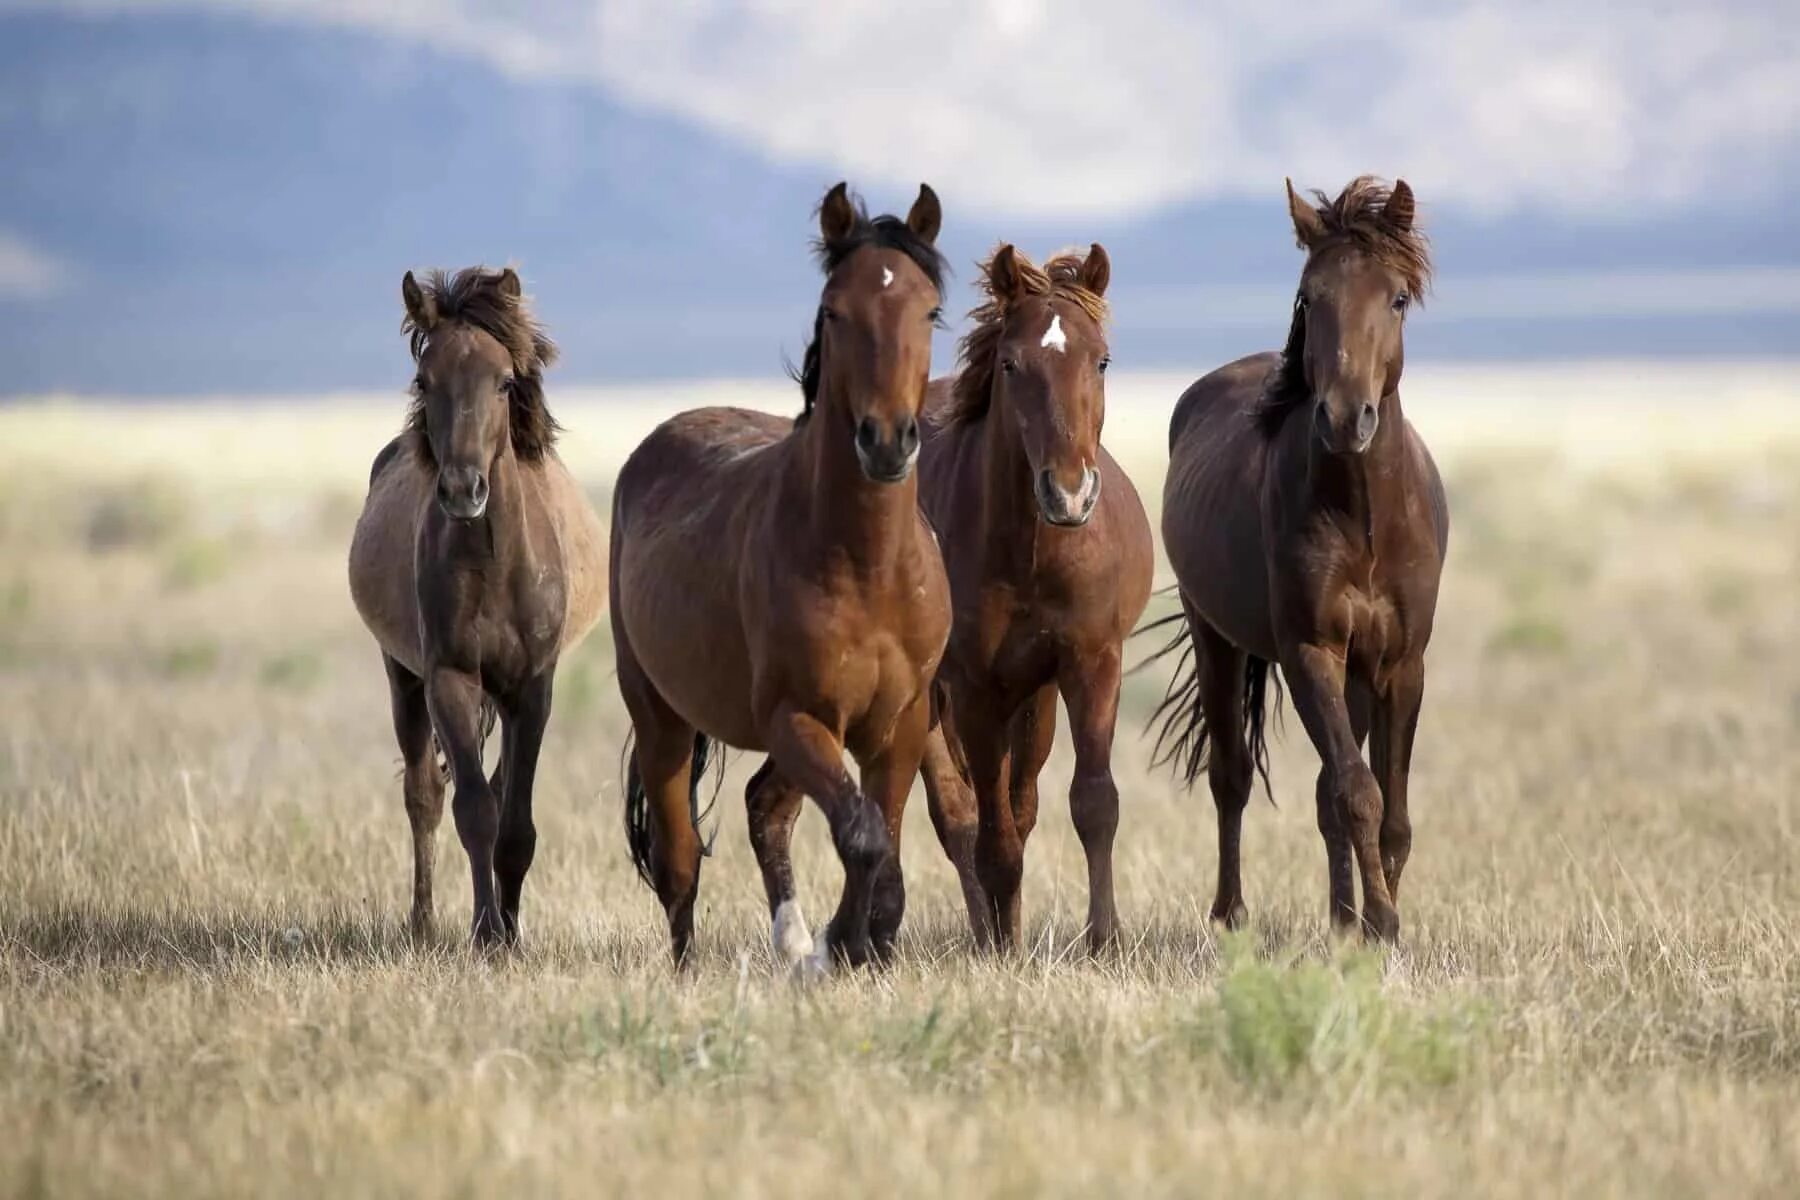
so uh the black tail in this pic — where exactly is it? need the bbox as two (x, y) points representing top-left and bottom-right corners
(1140, 607), (1281, 800)
(622, 730), (723, 889)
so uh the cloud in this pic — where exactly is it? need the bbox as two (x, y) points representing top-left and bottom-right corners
(11, 1), (1800, 218)
(0, 231), (69, 299)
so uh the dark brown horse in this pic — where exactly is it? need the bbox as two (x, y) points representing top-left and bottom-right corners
(1157, 177), (1448, 941)
(916, 244), (1154, 953)
(349, 266), (606, 946)
(611, 183), (952, 971)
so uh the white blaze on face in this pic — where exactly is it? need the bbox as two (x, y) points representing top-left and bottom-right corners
(1041, 312), (1068, 353)
(882, 266), (895, 289)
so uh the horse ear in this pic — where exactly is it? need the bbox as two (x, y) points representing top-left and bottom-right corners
(1383, 179), (1416, 233)
(1080, 243), (1111, 297)
(819, 181), (856, 246)
(496, 267), (522, 299)
(401, 271), (437, 329)
(907, 183), (942, 245)
(1286, 178), (1326, 249)
(987, 244), (1023, 303)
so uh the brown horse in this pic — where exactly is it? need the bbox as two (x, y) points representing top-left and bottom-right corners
(916, 244), (1154, 953)
(611, 183), (952, 970)
(349, 266), (605, 946)
(1156, 177), (1448, 941)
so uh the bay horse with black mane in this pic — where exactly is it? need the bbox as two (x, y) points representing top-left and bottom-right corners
(611, 183), (951, 970)
(916, 244), (1153, 953)
(1156, 177), (1448, 941)
(349, 266), (606, 946)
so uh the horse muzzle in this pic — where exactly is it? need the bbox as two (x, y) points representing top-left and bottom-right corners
(435, 464), (489, 520)
(1035, 465), (1101, 527)
(854, 415), (921, 484)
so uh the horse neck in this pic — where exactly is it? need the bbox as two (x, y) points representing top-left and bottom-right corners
(796, 397), (917, 574)
(977, 384), (1042, 565)
(1302, 388), (1408, 538)
(431, 440), (531, 566)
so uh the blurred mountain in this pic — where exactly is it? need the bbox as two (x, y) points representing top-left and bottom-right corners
(2, 11), (1794, 395)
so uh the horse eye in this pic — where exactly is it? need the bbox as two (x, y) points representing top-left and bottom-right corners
(820, 306), (838, 323)
(1001, 358), (1018, 375)
(499, 375), (516, 393)
(1392, 291), (1410, 313)
(412, 375), (427, 394)
(927, 306), (943, 325)
(1098, 355), (1111, 375)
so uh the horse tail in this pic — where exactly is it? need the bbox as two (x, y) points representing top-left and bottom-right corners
(1242, 655), (1281, 801)
(1141, 604), (1281, 802)
(1142, 609), (1210, 788)
(622, 730), (722, 889)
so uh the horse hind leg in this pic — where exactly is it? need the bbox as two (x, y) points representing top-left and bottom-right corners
(920, 706), (991, 949)
(744, 757), (815, 971)
(1192, 620), (1253, 930)
(384, 654), (444, 941)
(616, 636), (706, 967)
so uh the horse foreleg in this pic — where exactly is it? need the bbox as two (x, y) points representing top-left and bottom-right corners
(1283, 643), (1397, 942)
(425, 664), (505, 947)
(493, 671), (551, 945)
(764, 707), (888, 970)
(1370, 661), (1423, 905)
(1059, 647), (1122, 953)
(744, 758), (810, 969)
(384, 654), (444, 941)
(861, 692), (931, 962)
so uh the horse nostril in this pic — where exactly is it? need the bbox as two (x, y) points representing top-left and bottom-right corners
(471, 473), (489, 505)
(897, 416), (919, 456)
(855, 418), (879, 453)
(1358, 402), (1379, 440)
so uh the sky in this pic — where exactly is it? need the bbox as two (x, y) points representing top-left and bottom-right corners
(2, 1), (1797, 395)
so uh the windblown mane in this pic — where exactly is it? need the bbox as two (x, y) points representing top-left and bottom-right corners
(938, 246), (1111, 429)
(1255, 177), (1432, 437)
(403, 266), (560, 464)
(793, 195), (948, 425)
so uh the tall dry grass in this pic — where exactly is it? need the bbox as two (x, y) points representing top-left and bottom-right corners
(3, 364), (1799, 1197)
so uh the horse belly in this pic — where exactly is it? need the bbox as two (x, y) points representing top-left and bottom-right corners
(348, 467), (429, 675)
(615, 525), (763, 750)
(534, 456), (608, 654)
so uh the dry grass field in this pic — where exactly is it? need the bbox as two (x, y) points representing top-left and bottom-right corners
(3, 362), (1799, 1198)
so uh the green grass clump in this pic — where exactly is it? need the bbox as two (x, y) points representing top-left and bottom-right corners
(1207, 938), (1485, 1093)
(85, 476), (191, 552)
(259, 650), (325, 691)
(156, 638), (220, 679)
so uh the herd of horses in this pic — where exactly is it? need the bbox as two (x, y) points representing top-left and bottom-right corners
(347, 174), (1448, 970)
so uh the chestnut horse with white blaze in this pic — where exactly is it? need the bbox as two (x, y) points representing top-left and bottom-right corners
(917, 244), (1154, 953)
(1156, 177), (1448, 941)
(349, 266), (606, 947)
(613, 184), (952, 970)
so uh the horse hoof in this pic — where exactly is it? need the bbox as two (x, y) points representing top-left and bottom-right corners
(772, 899), (814, 968)
(1211, 901), (1249, 931)
(1361, 905), (1400, 944)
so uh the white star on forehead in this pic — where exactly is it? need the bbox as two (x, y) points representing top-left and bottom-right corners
(881, 266), (894, 289)
(1041, 313), (1067, 353)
